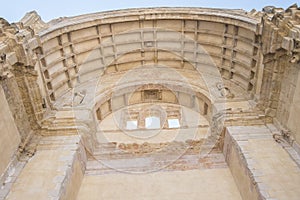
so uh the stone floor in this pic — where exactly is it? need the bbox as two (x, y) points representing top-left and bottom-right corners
(77, 168), (242, 200)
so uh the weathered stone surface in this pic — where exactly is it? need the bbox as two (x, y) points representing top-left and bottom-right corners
(0, 86), (20, 187)
(0, 5), (299, 200)
(224, 126), (300, 200)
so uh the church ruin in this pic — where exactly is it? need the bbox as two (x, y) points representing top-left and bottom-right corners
(0, 5), (300, 199)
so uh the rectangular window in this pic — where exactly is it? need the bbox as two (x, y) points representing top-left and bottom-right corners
(145, 116), (160, 129)
(126, 120), (138, 130)
(168, 119), (180, 128)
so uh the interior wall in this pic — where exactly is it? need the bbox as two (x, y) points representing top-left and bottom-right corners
(0, 86), (20, 179)
(268, 53), (300, 145)
(38, 9), (259, 103)
(258, 6), (300, 146)
(278, 63), (300, 144)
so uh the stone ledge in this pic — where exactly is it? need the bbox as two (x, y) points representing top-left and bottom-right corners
(4, 135), (87, 200)
(224, 125), (300, 200)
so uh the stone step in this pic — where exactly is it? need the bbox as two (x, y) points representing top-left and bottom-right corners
(85, 150), (227, 175)
(86, 140), (225, 175)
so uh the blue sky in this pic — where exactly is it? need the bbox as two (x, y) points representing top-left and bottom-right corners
(0, 0), (297, 22)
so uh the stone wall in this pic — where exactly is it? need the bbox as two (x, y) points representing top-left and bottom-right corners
(286, 69), (300, 144)
(224, 125), (300, 200)
(0, 86), (20, 182)
(37, 8), (260, 103)
(0, 5), (300, 200)
(259, 4), (300, 145)
(0, 16), (45, 187)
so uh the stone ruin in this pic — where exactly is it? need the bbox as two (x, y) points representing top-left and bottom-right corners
(0, 5), (300, 200)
